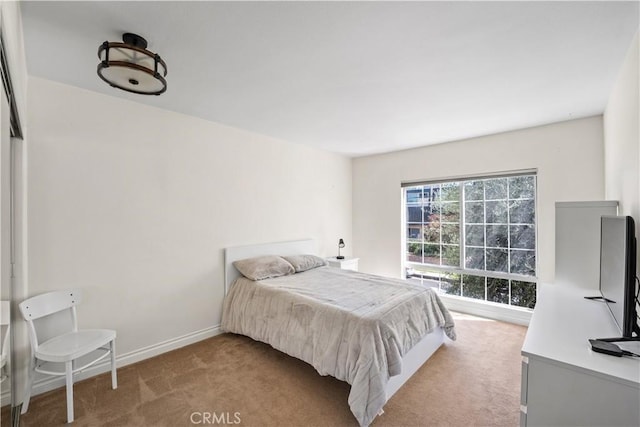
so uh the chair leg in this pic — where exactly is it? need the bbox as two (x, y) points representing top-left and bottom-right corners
(65, 360), (74, 423)
(110, 340), (117, 389)
(20, 358), (36, 414)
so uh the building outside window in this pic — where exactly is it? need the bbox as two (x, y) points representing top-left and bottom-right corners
(403, 172), (537, 309)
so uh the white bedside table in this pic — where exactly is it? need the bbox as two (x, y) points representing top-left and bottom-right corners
(326, 256), (359, 272)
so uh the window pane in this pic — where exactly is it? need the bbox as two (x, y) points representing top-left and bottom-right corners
(423, 244), (441, 265)
(465, 224), (484, 246)
(406, 188), (422, 204)
(485, 178), (507, 200)
(441, 183), (460, 201)
(440, 272), (461, 296)
(511, 281), (537, 308)
(486, 200), (508, 224)
(407, 225), (421, 241)
(406, 243), (423, 263)
(407, 206), (422, 223)
(442, 223), (459, 244)
(423, 223), (440, 243)
(510, 224), (535, 249)
(465, 201), (484, 223)
(509, 176), (535, 199)
(441, 202), (460, 222)
(423, 202), (440, 218)
(442, 245), (460, 267)
(510, 250), (535, 276)
(462, 275), (485, 300)
(509, 199), (535, 224)
(487, 278), (509, 304)
(486, 248), (508, 272)
(423, 187), (438, 203)
(464, 180), (484, 201)
(486, 225), (508, 248)
(465, 247), (485, 270)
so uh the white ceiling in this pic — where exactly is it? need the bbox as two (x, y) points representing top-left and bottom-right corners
(20, 1), (639, 157)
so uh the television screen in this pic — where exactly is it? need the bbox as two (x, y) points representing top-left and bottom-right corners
(599, 215), (637, 338)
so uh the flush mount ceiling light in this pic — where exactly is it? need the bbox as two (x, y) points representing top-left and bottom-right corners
(97, 32), (167, 95)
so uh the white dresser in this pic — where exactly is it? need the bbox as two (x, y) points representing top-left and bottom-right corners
(521, 283), (640, 426)
(521, 200), (639, 426)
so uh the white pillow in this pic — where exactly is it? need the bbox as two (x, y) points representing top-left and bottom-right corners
(233, 255), (294, 280)
(282, 254), (328, 273)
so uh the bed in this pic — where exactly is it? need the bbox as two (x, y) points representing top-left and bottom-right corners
(221, 239), (456, 426)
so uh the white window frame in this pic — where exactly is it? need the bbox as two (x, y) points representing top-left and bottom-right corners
(401, 170), (538, 311)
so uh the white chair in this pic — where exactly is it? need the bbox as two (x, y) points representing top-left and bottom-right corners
(1, 300), (9, 383)
(19, 289), (117, 423)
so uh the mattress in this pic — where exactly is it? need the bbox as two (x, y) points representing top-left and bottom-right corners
(221, 266), (456, 426)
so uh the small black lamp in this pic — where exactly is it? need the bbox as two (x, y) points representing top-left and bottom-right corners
(337, 238), (345, 259)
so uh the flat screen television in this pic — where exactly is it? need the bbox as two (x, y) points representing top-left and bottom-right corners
(599, 215), (639, 339)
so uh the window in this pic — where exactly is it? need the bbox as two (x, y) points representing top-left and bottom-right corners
(403, 173), (537, 309)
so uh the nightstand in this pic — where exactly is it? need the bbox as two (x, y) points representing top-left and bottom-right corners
(325, 256), (359, 272)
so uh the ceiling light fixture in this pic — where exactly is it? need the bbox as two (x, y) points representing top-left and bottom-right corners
(97, 32), (167, 95)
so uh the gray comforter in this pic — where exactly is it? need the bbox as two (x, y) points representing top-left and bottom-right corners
(221, 266), (456, 426)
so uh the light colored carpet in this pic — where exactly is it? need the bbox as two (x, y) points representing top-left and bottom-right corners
(12, 312), (526, 426)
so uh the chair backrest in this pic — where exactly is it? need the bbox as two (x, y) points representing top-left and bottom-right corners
(19, 290), (82, 352)
(19, 289), (82, 321)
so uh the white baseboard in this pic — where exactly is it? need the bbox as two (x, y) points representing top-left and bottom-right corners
(440, 295), (532, 326)
(1, 324), (222, 406)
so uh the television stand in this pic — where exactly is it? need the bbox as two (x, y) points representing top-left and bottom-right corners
(521, 284), (640, 426)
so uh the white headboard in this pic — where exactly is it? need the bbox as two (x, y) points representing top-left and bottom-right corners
(224, 239), (317, 295)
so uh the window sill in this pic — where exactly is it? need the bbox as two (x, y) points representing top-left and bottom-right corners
(438, 294), (532, 326)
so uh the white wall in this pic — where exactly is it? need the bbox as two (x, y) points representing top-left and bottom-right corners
(604, 32), (639, 239)
(27, 77), (352, 362)
(353, 116), (605, 284)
